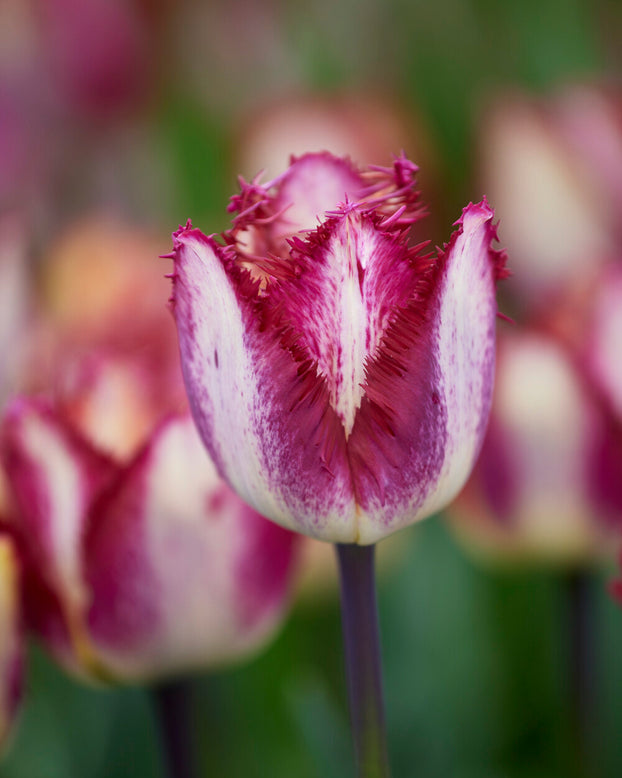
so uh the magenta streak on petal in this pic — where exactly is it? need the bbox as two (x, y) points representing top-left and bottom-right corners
(472, 417), (518, 525)
(270, 211), (424, 437)
(85, 440), (160, 654)
(234, 507), (298, 630)
(347, 275), (447, 532)
(586, 417), (622, 529)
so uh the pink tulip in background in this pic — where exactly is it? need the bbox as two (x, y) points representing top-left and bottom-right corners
(478, 85), (622, 314)
(0, 217), (298, 684)
(451, 329), (621, 564)
(449, 85), (622, 565)
(0, 530), (23, 751)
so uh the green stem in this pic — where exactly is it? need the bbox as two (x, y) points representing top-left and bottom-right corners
(336, 543), (391, 778)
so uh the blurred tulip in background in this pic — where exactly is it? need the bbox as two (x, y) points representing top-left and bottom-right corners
(0, 217), (298, 684)
(0, 531), (23, 753)
(450, 84), (622, 565)
(450, 328), (622, 564)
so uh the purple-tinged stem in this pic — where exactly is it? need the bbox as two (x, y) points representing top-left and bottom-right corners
(152, 678), (197, 778)
(336, 543), (391, 778)
(566, 570), (595, 778)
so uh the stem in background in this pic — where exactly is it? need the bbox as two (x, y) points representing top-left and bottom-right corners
(566, 570), (595, 778)
(336, 543), (391, 778)
(152, 678), (197, 778)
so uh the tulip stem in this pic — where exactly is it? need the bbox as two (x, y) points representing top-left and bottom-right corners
(336, 543), (391, 778)
(152, 678), (197, 778)
(566, 570), (595, 777)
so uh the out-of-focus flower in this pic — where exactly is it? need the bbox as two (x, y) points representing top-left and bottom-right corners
(480, 86), (622, 313)
(450, 85), (622, 565)
(450, 329), (622, 565)
(2, 404), (296, 682)
(0, 216), (298, 683)
(22, 218), (185, 460)
(573, 264), (622, 424)
(0, 530), (23, 752)
(0, 215), (30, 408)
(35, 0), (153, 123)
(170, 152), (507, 544)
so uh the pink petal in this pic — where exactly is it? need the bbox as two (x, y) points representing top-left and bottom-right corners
(587, 265), (622, 420)
(1, 398), (116, 638)
(0, 531), (23, 751)
(270, 152), (366, 236)
(450, 330), (618, 562)
(269, 209), (423, 435)
(348, 201), (506, 543)
(86, 415), (297, 680)
(229, 153), (367, 269)
(481, 97), (613, 306)
(172, 226), (358, 541)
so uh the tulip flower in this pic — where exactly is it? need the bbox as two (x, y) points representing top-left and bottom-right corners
(479, 86), (622, 313)
(170, 152), (506, 545)
(1, 401), (296, 683)
(0, 215), (298, 685)
(168, 151), (505, 776)
(450, 328), (621, 565)
(0, 530), (23, 754)
(450, 86), (622, 566)
(36, 0), (152, 122)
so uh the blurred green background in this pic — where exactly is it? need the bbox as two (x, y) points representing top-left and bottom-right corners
(4, 521), (622, 777)
(2, 0), (621, 776)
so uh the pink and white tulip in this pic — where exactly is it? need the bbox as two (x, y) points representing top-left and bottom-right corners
(0, 530), (23, 751)
(0, 214), (30, 408)
(449, 86), (622, 565)
(0, 217), (298, 683)
(1, 395), (297, 684)
(170, 152), (507, 544)
(450, 329), (622, 564)
(480, 86), (622, 312)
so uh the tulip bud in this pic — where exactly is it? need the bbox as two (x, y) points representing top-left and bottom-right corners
(169, 152), (506, 544)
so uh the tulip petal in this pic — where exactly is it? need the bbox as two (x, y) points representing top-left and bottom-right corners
(85, 415), (296, 679)
(172, 226), (358, 541)
(588, 266), (622, 420)
(450, 331), (620, 562)
(1, 399), (115, 626)
(349, 200), (505, 543)
(270, 210), (424, 435)
(270, 152), (366, 236)
(0, 532), (23, 751)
